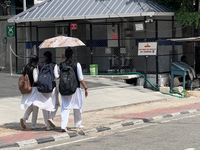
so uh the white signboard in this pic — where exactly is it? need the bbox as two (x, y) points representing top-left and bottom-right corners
(34, 0), (45, 5)
(138, 42), (157, 56)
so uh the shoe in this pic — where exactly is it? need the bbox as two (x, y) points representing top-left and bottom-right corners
(20, 118), (26, 129)
(48, 119), (56, 128)
(47, 126), (53, 131)
(61, 129), (67, 132)
(31, 125), (39, 130)
(75, 125), (84, 129)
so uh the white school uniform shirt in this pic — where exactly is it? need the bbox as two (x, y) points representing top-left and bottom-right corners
(60, 62), (84, 110)
(33, 64), (60, 111)
(21, 68), (38, 109)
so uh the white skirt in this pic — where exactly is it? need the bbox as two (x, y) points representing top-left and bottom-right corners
(21, 87), (38, 110)
(33, 87), (60, 111)
(61, 88), (83, 110)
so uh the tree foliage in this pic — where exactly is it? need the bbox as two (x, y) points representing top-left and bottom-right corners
(155, 0), (200, 29)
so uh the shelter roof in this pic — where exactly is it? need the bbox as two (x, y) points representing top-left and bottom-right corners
(8, 0), (174, 23)
(167, 37), (200, 42)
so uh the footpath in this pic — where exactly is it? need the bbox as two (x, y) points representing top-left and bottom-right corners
(0, 73), (200, 149)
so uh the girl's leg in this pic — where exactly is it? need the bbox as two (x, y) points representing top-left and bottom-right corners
(23, 105), (33, 120)
(49, 104), (59, 119)
(61, 106), (70, 130)
(42, 110), (51, 130)
(74, 109), (82, 127)
(32, 105), (39, 128)
(20, 105), (33, 129)
(48, 104), (59, 128)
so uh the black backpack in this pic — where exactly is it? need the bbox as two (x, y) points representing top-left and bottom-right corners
(59, 62), (78, 96)
(38, 62), (54, 93)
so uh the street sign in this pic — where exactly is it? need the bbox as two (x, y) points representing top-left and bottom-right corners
(6, 25), (15, 37)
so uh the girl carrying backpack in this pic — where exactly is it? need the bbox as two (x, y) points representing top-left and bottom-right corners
(59, 48), (88, 132)
(33, 51), (60, 131)
(20, 55), (39, 129)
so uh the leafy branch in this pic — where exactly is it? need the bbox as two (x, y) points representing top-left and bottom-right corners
(155, 0), (200, 29)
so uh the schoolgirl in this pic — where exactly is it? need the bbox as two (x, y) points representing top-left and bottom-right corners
(60, 48), (88, 132)
(20, 55), (39, 129)
(33, 51), (60, 130)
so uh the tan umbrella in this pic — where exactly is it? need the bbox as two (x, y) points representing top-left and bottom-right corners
(39, 36), (85, 49)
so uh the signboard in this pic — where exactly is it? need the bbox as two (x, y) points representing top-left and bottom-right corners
(135, 23), (144, 31)
(112, 33), (118, 39)
(70, 24), (77, 30)
(138, 42), (157, 56)
(6, 25), (15, 37)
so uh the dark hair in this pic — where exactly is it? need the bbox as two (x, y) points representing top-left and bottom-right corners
(65, 47), (74, 60)
(23, 55), (39, 75)
(44, 51), (52, 62)
(181, 55), (187, 61)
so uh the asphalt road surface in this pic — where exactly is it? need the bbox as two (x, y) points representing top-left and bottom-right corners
(20, 112), (200, 150)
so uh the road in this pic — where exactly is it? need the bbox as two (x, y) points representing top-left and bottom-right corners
(17, 112), (200, 150)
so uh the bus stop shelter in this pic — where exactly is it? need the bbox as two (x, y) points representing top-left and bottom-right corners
(168, 37), (200, 90)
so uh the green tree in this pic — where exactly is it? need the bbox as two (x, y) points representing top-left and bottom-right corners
(155, 0), (200, 29)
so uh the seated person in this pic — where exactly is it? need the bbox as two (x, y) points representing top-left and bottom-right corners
(181, 55), (194, 68)
(181, 55), (188, 64)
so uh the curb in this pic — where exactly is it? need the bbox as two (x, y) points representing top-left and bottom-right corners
(1, 108), (200, 149)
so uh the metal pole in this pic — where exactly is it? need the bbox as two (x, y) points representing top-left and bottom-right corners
(118, 23), (120, 72)
(144, 56), (148, 87)
(23, 0), (26, 11)
(144, 17), (147, 87)
(23, 0), (28, 64)
(36, 26), (39, 55)
(155, 20), (158, 87)
(15, 23), (18, 73)
(172, 16), (175, 62)
(30, 22), (32, 55)
(10, 44), (12, 75)
(90, 24), (93, 64)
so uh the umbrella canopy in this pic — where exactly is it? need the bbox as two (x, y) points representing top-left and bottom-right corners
(39, 36), (85, 49)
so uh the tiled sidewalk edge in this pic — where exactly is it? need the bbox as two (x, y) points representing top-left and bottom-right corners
(1, 108), (200, 149)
